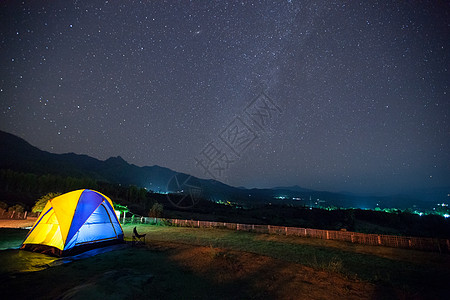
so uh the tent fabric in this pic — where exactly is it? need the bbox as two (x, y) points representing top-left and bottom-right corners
(21, 189), (124, 256)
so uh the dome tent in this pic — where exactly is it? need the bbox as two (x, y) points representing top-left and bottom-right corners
(21, 189), (124, 256)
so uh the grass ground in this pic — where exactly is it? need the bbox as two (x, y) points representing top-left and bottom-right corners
(0, 220), (449, 299)
(124, 225), (450, 296)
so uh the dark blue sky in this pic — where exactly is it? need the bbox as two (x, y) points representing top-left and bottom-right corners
(1, 1), (449, 194)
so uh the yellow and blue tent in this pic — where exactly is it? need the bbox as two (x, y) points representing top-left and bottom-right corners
(21, 189), (124, 256)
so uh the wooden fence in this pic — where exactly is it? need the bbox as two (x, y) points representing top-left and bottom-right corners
(125, 216), (450, 253)
(0, 208), (27, 220)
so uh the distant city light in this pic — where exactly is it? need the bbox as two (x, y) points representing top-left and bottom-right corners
(444, 214), (449, 218)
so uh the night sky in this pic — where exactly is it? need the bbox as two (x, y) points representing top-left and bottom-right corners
(1, 1), (449, 195)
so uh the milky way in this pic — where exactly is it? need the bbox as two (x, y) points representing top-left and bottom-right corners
(1, 1), (448, 194)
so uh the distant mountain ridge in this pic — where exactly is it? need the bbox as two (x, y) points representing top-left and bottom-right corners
(0, 130), (258, 202)
(0, 130), (447, 209)
(272, 185), (315, 193)
(0, 130), (186, 193)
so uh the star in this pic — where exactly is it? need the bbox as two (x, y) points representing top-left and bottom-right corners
(0, 0), (448, 195)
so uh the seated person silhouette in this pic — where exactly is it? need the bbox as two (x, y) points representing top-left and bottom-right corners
(132, 226), (146, 244)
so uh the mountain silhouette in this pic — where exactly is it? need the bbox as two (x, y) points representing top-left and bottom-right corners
(0, 130), (444, 209)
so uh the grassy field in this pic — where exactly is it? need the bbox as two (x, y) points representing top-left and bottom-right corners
(124, 225), (450, 291)
(0, 223), (449, 299)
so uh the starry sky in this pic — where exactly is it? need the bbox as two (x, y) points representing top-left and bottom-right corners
(1, 1), (449, 195)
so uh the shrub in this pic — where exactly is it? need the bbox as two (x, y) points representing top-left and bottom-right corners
(32, 192), (61, 213)
(148, 203), (164, 218)
(8, 204), (25, 213)
(0, 201), (7, 210)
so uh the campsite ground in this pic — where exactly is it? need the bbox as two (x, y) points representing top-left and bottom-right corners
(0, 217), (37, 228)
(1, 220), (449, 299)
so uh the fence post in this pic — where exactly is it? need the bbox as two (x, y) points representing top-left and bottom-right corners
(24, 211), (27, 219)
(377, 235), (381, 245)
(436, 239), (442, 253)
(285, 227), (288, 236)
(326, 231), (329, 240)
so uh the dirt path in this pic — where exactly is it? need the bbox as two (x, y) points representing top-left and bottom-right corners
(147, 240), (404, 299)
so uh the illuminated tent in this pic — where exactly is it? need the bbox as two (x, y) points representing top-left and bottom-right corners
(21, 189), (124, 256)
